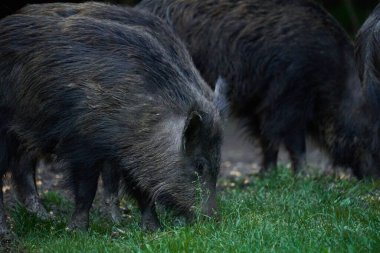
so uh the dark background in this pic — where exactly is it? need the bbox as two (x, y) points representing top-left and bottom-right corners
(1, 0), (379, 36)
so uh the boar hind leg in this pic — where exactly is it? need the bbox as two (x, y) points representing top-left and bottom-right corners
(0, 173), (8, 236)
(0, 177), (13, 250)
(12, 152), (49, 220)
(0, 136), (10, 237)
(259, 136), (279, 174)
(68, 164), (100, 231)
(101, 162), (122, 224)
(283, 129), (306, 174)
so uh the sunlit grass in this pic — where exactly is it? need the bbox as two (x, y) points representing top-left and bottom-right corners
(7, 167), (380, 253)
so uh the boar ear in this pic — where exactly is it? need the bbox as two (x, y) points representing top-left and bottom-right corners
(182, 111), (203, 155)
(213, 76), (229, 120)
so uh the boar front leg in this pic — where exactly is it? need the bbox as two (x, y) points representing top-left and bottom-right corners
(284, 129), (306, 174)
(259, 136), (279, 174)
(101, 162), (122, 224)
(12, 151), (49, 220)
(134, 189), (160, 231)
(68, 164), (100, 231)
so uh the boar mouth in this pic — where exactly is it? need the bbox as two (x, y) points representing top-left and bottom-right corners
(154, 191), (218, 221)
(154, 191), (196, 217)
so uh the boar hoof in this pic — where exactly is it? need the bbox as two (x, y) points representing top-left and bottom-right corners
(141, 218), (161, 232)
(0, 232), (15, 252)
(35, 208), (52, 221)
(257, 168), (272, 178)
(66, 222), (88, 232)
(103, 198), (122, 224)
(110, 205), (122, 224)
(24, 196), (51, 220)
(67, 214), (89, 231)
(0, 217), (14, 250)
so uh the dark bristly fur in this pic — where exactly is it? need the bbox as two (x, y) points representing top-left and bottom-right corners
(17, 1), (227, 226)
(355, 3), (380, 87)
(137, 0), (380, 177)
(354, 3), (380, 177)
(0, 3), (223, 234)
(355, 3), (380, 99)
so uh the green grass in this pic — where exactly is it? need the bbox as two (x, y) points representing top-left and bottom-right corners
(7, 168), (380, 253)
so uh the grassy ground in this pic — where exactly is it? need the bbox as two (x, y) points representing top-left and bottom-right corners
(5, 168), (380, 253)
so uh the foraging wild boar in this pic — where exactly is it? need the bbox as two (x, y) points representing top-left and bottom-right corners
(0, 4), (224, 235)
(355, 3), (380, 91)
(354, 4), (380, 175)
(16, 2), (228, 224)
(137, 0), (380, 177)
